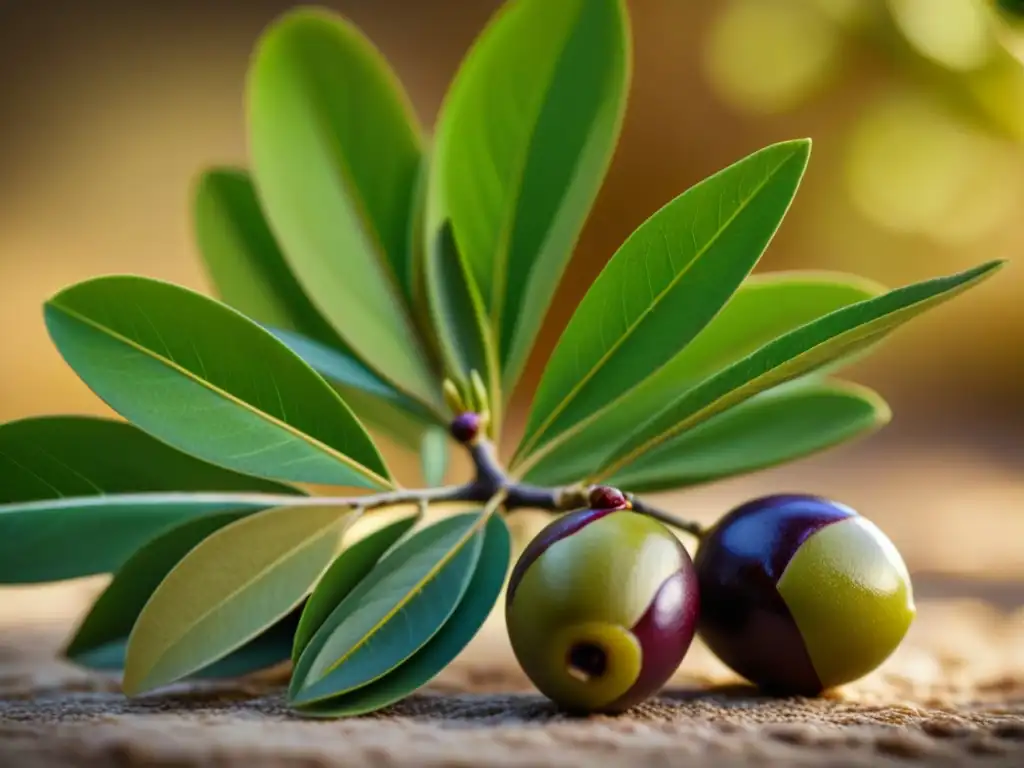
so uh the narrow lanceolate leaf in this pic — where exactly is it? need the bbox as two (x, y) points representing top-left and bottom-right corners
(429, 0), (631, 394)
(44, 276), (392, 489)
(607, 381), (890, 493)
(123, 504), (356, 695)
(420, 427), (450, 487)
(290, 507), (498, 705)
(247, 8), (440, 409)
(194, 169), (440, 429)
(520, 272), (883, 485)
(0, 416), (300, 583)
(194, 168), (348, 350)
(294, 513), (511, 717)
(598, 260), (1004, 479)
(423, 219), (500, 425)
(292, 514), (420, 664)
(66, 511), (300, 680)
(513, 140), (812, 467)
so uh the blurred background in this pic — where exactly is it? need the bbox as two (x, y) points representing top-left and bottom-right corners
(1, 0), (1022, 626)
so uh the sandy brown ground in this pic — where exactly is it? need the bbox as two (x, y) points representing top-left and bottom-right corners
(1, 448), (1022, 767)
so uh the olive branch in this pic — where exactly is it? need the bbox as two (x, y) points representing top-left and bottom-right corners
(0, 0), (1004, 718)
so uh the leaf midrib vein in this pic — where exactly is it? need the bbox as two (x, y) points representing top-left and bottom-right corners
(516, 149), (801, 463)
(306, 493), (505, 694)
(48, 302), (391, 489)
(138, 512), (349, 687)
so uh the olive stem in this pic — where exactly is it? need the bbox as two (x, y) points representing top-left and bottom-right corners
(243, 418), (705, 539)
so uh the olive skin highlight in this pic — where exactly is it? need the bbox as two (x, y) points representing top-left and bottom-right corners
(694, 494), (915, 695)
(506, 504), (699, 713)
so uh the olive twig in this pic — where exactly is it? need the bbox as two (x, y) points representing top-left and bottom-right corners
(248, 411), (704, 538)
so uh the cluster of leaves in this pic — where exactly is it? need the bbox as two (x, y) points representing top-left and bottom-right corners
(0, 0), (1002, 717)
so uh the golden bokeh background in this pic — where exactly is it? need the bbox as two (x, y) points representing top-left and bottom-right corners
(1, 0), (1022, 604)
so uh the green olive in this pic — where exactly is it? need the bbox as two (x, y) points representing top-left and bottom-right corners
(505, 497), (699, 713)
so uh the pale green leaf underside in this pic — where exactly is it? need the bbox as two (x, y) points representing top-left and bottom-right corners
(420, 427), (450, 487)
(247, 8), (440, 409)
(292, 514), (420, 664)
(429, 0), (631, 394)
(294, 513), (511, 717)
(123, 504), (356, 695)
(291, 511), (486, 705)
(44, 276), (391, 489)
(598, 260), (1004, 478)
(608, 380), (889, 492)
(67, 511), (249, 665)
(515, 139), (812, 466)
(520, 272), (883, 485)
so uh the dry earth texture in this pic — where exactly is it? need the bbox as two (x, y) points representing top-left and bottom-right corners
(1, 448), (1022, 767)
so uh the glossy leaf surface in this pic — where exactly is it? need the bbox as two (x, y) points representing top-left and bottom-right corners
(295, 513), (511, 717)
(520, 272), (882, 484)
(290, 511), (488, 705)
(514, 140), (811, 465)
(247, 9), (439, 407)
(599, 260), (1004, 478)
(429, 0), (631, 392)
(292, 514), (420, 663)
(44, 276), (392, 489)
(123, 504), (355, 695)
(0, 416), (299, 583)
(608, 381), (889, 492)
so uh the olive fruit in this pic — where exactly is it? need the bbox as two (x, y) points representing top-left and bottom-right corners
(695, 494), (915, 695)
(505, 494), (699, 713)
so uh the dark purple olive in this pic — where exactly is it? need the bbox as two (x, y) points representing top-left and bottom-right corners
(506, 504), (699, 713)
(449, 412), (481, 443)
(695, 494), (915, 695)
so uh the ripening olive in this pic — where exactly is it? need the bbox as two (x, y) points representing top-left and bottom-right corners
(694, 494), (915, 695)
(505, 500), (699, 713)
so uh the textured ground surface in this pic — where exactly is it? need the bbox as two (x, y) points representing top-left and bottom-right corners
(1, 451), (1022, 767)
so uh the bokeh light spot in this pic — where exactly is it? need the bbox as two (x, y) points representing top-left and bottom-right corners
(704, 0), (842, 114)
(888, 0), (996, 72)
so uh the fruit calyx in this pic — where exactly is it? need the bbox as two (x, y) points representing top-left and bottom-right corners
(588, 485), (630, 511)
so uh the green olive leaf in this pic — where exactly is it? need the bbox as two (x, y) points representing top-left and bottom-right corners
(290, 504), (502, 706)
(292, 514), (420, 664)
(607, 380), (890, 492)
(520, 272), (883, 485)
(422, 219), (501, 426)
(247, 8), (440, 409)
(194, 168), (347, 350)
(0, 416), (301, 583)
(194, 167), (443, 436)
(123, 504), (357, 695)
(512, 139), (812, 469)
(419, 427), (450, 487)
(597, 260), (1005, 479)
(429, 0), (631, 394)
(293, 513), (511, 717)
(66, 511), (300, 680)
(44, 275), (392, 489)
